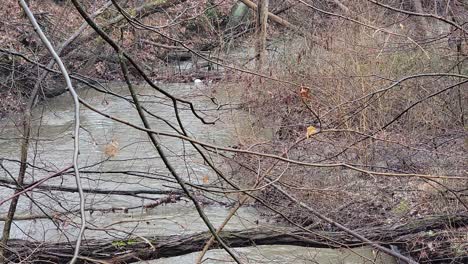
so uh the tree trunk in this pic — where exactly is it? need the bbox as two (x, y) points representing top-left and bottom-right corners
(255, 0), (269, 71)
(3, 214), (467, 263)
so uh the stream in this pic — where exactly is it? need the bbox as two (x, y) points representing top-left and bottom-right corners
(0, 82), (396, 263)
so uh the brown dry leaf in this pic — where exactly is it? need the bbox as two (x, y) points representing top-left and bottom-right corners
(104, 139), (119, 157)
(306, 126), (317, 138)
(300, 86), (310, 99)
(202, 175), (209, 184)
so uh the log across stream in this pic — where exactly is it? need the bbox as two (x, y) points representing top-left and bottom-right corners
(5, 214), (467, 263)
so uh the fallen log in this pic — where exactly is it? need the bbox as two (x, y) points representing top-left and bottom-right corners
(3, 214), (467, 263)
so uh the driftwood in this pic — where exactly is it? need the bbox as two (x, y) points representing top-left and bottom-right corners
(4, 214), (467, 263)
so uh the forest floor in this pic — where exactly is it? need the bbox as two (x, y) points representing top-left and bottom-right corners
(224, 35), (467, 263)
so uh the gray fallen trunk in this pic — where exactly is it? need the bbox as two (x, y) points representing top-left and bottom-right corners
(3, 214), (467, 263)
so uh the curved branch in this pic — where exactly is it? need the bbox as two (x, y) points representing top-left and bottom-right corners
(18, 1), (86, 263)
(367, 0), (468, 35)
(77, 98), (466, 180)
(116, 54), (243, 263)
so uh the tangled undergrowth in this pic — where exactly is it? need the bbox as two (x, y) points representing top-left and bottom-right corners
(225, 4), (467, 262)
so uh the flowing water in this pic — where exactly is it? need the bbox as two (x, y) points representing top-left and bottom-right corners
(0, 82), (395, 263)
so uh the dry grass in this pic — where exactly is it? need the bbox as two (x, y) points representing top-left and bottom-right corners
(229, 2), (467, 262)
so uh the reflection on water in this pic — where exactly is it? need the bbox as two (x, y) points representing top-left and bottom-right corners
(0, 82), (395, 263)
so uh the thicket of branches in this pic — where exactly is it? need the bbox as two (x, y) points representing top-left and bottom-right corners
(0, 0), (467, 263)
